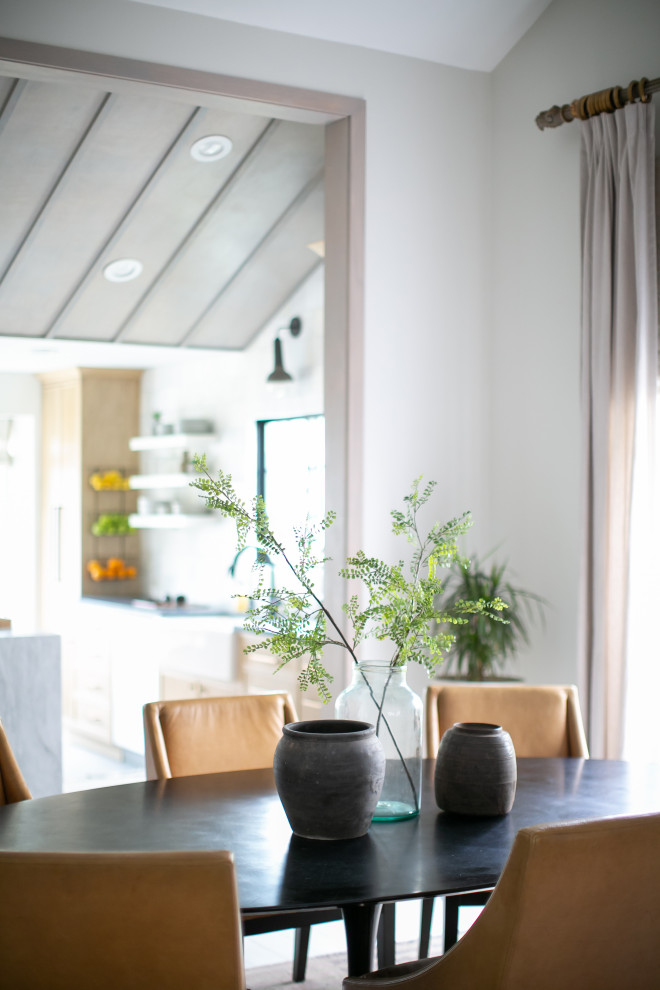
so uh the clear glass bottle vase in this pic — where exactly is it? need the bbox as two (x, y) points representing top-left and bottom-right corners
(335, 662), (423, 821)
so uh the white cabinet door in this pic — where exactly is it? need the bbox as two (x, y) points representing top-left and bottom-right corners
(113, 614), (239, 753)
(75, 604), (240, 755)
(110, 612), (160, 755)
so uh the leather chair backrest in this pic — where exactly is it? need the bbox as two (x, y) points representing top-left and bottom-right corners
(425, 683), (589, 758)
(0, 849), (245, 990)
(423, 812), (660, 990)
(143, 692), (298, 780)
(0, 718), (32, 805)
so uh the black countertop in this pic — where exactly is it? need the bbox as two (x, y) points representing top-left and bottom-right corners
(81, 595), (239, 618)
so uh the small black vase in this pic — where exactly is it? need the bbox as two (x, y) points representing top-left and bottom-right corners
(434, 722), (517, 816)
(273, 719), (385, 840)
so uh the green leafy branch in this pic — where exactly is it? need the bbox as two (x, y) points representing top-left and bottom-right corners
(191, 463), (508, 701)
(191, 457), (347, 703)
(191, 466), (511, 813)
(340, 478), (508, 675)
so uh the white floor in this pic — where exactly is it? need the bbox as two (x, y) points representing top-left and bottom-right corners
(61, 738), (476, 971)
(62, 735), (146, 793)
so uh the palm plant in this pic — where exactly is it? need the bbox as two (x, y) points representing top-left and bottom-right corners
(439, 556), (546, 681)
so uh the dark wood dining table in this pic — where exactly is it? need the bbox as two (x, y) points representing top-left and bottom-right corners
(1, 757), (659, 976)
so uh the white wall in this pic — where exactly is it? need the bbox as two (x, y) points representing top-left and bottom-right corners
(0, 0), (492, 696)
(0, 374), (40, 414)
(488, 0), (660, 686)
(138, 266), (324, 607)
(0, 374), (40, 630)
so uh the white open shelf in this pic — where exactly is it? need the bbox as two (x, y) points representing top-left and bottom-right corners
(128, 513), (213, 529)
(128, 473), (197, 490)
(129, 433), (217, 452)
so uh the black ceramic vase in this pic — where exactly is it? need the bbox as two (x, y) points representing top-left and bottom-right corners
(434, 722), (517, 816)
(273, 719), (386, 840)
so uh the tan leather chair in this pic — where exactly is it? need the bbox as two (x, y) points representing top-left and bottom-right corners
(143, 692), (299, 779)
(421, 683), (589, 954)
(143, 692), (341, 982)
(0, 717), (32, 804)
(425, 683), (589, 761)
(345, 812), (660, 990)
(0, 849), (245, 990)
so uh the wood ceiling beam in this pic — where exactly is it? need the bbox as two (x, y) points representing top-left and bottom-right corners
(0, 89), (114, 293)
(180, 171), (324, 349)
(44, 105), (206, 339)
(111, 116), (279, 344)
(0, 77), (26, 140)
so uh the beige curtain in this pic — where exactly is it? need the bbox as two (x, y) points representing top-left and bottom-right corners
(578, 103), (657, 759)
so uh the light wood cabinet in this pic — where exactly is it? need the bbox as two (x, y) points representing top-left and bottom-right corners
(39, 371), (82, 635)
(159, 671), (242, 701)
(39, 368), (143, 741)
(39, 368), (143, 609)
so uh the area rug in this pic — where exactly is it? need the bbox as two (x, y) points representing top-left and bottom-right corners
(246, 937), (444, 990)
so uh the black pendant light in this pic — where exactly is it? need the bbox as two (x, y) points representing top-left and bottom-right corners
(266, 317), (302, 383)
(267, 337), (292, 382)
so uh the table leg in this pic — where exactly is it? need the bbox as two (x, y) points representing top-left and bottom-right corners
(341, 902), (383, 977)
(377, 902), (396, 968)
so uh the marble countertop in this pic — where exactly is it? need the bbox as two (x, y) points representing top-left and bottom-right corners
(0, 630), (61, 639)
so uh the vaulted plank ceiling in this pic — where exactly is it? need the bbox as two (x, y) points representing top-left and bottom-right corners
(0, 72), (325, 351)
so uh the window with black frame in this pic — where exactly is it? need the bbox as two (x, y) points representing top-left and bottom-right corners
(257, 414), (325, 593)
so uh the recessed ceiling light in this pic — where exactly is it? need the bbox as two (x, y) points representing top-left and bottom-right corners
(103, 258), (143, 283)
(190, 134), (233, 162)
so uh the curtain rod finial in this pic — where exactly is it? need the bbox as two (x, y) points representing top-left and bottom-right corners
(536, 105), (567, 130)
(536, 103), (576, 131)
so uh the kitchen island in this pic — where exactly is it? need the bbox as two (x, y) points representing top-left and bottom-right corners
(0, 631), (62, 796)
(66, 598), (243, 758)
(65, 595), (324, 760)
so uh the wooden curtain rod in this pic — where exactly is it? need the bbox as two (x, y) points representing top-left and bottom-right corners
(535, 75), (658, 130)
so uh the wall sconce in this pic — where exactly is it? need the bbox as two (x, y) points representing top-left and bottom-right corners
(266, 316), (302, 383)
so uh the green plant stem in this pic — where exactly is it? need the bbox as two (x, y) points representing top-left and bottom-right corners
(199, 465), (419, 805)
(263, 522), (419, 809)
(276, 544), (418, 807)
(364, 510), (424, 811)
(362, 664), (419, 813)
(394, 518), (426, 665)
